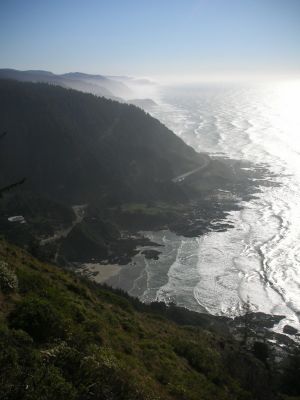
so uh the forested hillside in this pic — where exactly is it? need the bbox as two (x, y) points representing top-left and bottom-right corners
(0, 79), (273, 266)
(0, 79), (202, 204)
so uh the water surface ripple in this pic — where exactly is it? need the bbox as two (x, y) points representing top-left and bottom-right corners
(121, 82), (300, 332)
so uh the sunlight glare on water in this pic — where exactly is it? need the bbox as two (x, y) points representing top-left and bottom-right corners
(262, 80), (300, 175)
(128, 80), (300, 332)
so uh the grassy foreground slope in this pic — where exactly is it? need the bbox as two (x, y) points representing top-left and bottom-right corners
(0, 240), (278, 400)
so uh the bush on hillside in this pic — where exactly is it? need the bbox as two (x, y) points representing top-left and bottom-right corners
(0, 260), (18, 293)
(9, 296), (65, 342)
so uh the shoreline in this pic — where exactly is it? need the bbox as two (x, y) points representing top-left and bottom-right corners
(77, 262), (122, 283)
(76, 238), (300, 349)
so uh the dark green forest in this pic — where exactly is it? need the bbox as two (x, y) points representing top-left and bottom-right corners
(0, 79), (201, 204)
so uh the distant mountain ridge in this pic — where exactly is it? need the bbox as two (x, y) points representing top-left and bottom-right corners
(0, 68), (135, 99)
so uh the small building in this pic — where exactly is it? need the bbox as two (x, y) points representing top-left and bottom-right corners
(8, 216), (26, 224)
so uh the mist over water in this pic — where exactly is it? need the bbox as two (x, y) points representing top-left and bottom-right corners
(122, 81), (300, 331)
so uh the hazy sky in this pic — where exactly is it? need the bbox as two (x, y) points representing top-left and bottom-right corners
(0, 0), (299, 80)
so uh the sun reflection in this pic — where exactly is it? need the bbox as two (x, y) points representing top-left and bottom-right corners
(268, 80), (300, 139)
(255, 80), (300, 176)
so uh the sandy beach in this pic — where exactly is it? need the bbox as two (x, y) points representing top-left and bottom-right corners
(79, 263), (122, 283)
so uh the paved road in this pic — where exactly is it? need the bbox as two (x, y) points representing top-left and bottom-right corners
(172, 154), (210, 183)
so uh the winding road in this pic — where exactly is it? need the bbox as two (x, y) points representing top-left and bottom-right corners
(172, 153), (210, 183)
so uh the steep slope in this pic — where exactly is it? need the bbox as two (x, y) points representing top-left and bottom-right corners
(0, 79), (203, 204)
(0, 240), (276, 400)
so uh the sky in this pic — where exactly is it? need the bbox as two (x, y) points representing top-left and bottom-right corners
(0, 0), (300, 81)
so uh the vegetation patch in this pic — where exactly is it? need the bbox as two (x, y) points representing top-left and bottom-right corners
(0, 240), (299, 400)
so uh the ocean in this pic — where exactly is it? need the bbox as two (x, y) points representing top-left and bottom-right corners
(114, 80), (300, 333)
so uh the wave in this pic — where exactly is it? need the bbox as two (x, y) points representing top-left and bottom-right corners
(135, 81), (300, 332)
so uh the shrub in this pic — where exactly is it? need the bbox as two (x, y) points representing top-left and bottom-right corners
(0, 260), (18, 293)
(25, 365), (76, 400)
(16, 268), (50, 294)
(0, 324), (36, 400)
(9, 296), (65, 342)
(172, 339), (223, 382)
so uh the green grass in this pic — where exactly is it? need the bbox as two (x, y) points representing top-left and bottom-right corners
(0, 240), (279, 400)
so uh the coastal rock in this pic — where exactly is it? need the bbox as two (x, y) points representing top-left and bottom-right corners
(232, 312), (285, 329)
(283, 325), (298, 335)
(141, 249), (161, 260)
